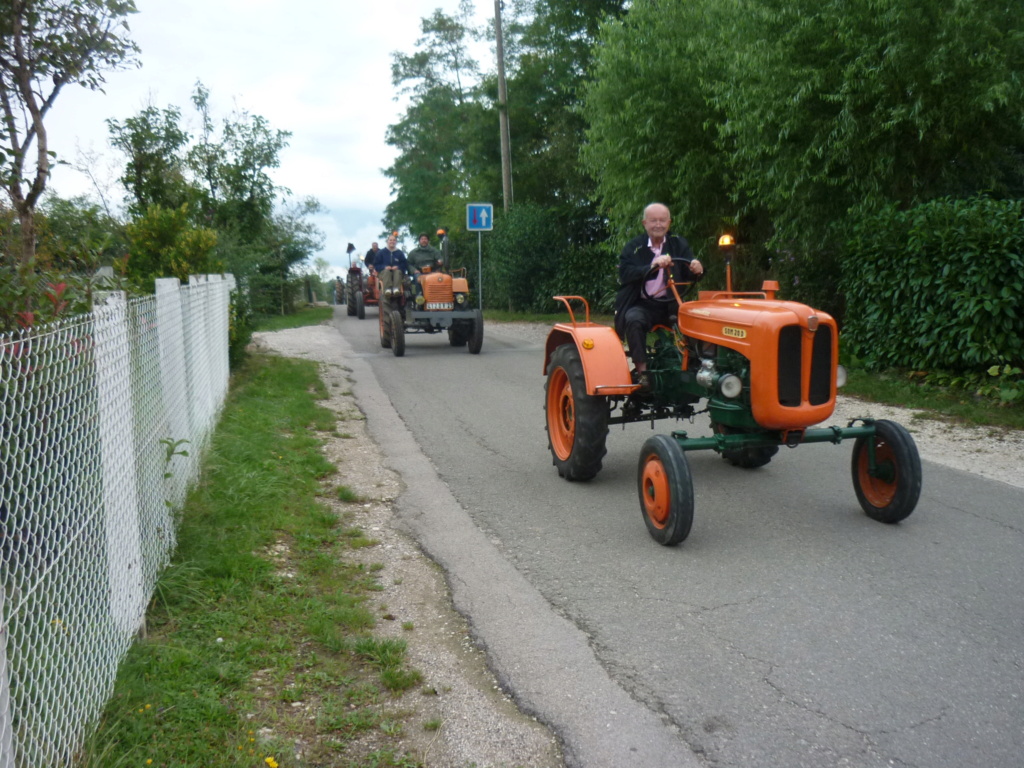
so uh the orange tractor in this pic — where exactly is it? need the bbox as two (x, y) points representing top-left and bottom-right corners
(346, 263), (378, 319)
(378, 265), (483, 357)
(543, 236), (922, 545)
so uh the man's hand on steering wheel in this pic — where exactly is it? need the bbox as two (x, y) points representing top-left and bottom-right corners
(641, 256), (700, 302)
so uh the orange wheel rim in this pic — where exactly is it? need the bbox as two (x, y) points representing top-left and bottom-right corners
(546, 367), (575, 460)
(641, 454), (671, 527)
(858, 439), (897, 507)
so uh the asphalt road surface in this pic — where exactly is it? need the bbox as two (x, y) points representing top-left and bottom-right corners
(333, 307), (1024, 768)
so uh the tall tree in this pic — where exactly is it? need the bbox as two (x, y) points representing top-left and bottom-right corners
(107, 105), (193, 217)
(0, 0), (139, 268)
(383, 2), (480, 236)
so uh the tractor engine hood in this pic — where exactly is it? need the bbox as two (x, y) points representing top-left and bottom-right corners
(679, 296), (839, 429)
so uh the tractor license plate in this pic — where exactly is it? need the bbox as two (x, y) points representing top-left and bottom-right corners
(425, 302), (453, 310)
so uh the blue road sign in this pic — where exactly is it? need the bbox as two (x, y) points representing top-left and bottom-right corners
(466, 203), (494, 232)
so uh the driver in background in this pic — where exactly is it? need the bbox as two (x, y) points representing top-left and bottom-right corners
(613, 202), (703, 391)
(407, 232), (445, 299)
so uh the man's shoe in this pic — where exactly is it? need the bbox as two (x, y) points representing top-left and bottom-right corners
(632, 370), (652, 393)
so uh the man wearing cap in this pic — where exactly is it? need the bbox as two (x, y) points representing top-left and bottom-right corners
(407, 232), (444, 274)
(407, 231), (445, 299)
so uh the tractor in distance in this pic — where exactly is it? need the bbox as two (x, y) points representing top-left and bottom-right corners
(542, 234), (922, 546)
(378, 231), (483, 357)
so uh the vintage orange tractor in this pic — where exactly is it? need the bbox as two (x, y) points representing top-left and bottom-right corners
(378, 265), (483, 357)
(346, 263), (378, 319)
(543, 235), (922, 545)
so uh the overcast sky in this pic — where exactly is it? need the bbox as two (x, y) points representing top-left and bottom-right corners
(46, 0), (495, 277)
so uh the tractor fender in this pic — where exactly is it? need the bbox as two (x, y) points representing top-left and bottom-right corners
(544, 323), (635, 396)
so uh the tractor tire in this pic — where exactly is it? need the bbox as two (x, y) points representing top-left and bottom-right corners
(356, 291), (365, 320)
(379, 299), (392, 348)
(545, 343), (608, 481)
(346, 285), (357, 316)
(714, 423), (778, 469)
(468, 309), (483, 354)
(851, 419), (922, 524)
(638, 434), (694, 546)
(391, 309), (405, 357)
(448, 324), (468, 346)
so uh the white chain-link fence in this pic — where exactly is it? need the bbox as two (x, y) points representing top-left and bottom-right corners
(0, 274), (235, 768)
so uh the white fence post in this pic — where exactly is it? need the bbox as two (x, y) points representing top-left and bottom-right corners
(0, 589), (13, 768)
(94, 292), (146, 635)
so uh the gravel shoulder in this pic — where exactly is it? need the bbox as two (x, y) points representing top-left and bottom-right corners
(251, 317), (1022, 767)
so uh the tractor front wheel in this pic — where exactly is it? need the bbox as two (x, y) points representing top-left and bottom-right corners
(545, 344), (608, 481)
(638, 434), (694, 546)
(468, 309), (484, 354)
(391, 309), (405, 357)
(356, 291), (365, 319)
(851, 419), (921, 524)
(379, 299), (392, 348)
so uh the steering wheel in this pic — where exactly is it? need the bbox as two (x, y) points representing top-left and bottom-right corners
(640, 256), (696, 302)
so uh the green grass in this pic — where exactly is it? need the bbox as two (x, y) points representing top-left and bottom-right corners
(253, 304), (334, 332)
(842, 366), (1024, 431)
(79, 354), (427, 768)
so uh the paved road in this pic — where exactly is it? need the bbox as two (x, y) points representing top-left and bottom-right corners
(334, 308), (1024, 768)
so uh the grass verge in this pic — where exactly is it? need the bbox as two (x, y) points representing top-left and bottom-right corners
(79, 354), (425, 768)
(254, 305), (335, 332)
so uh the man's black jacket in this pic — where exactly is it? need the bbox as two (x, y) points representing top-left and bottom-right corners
(613, 232), (699, 338)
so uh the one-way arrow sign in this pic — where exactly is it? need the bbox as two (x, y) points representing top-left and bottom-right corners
(466, 203), (494, 232)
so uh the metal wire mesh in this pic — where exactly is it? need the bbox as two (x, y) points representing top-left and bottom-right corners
(0, 275), (234, 767)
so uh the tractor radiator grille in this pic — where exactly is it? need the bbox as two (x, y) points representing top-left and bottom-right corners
(777, 324), (833, 407)
(809, 326), (833, 405)
(778, 326), (802, 406)
(423, 279), (454, 303)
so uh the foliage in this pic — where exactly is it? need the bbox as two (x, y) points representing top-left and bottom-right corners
(716, 0), (1024, 255)
(581, 0), (733, 248)
(107, 105), (192, 217)
(0, 0), (140, 267)
(484, 202), (563, 312)
(124, 204), (220, 291)
(841, 197), (1024, 395)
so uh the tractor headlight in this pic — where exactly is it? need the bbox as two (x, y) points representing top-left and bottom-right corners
(836, 364), (848, 388)
(455, 293), (466, 305)
(719, 374), (743, 399)
(415, 294), (425, 307)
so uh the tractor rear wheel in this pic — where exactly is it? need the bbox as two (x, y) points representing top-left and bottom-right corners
(391, 309), (405, 357)
(346, 283), (357, 315)
(379, 299), (392, 348)
(638, 434), (694, 546)
(448, 324), (468, 346)
(713, 423), (778, 469)
(851, 419), (921, 523)
(545, 344), (608, 481)
(356, 291), (365, 319)
(468, 309), (483, 354)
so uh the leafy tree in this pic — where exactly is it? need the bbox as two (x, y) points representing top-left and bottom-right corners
(581, 0), (737, 250)
(0, 0), (139, 270)
(384, 2), (480, 237)
(716, 0), (1024, 255)
(107, 105), (193, 217)
(124, 203), (219, 290)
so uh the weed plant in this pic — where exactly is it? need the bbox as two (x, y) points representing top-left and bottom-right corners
(79, 355), (426, 767)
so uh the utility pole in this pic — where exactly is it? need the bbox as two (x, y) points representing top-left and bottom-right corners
(494, 0), (512, 211)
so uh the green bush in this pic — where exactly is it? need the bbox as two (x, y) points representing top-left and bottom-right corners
(841, 196), (1024, 373)
(484, 202), (562, 312)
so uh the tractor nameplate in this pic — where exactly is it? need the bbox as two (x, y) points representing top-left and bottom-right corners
(722, 326), (747, 339)
(425, 302), (454, 310)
